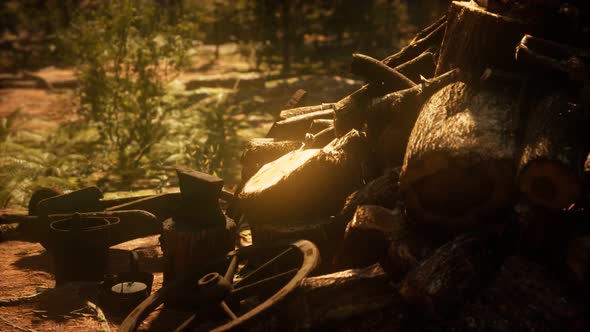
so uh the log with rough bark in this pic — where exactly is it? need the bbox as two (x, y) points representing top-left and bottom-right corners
(267, 108), (334, 140)
(283, 88), (307, 110)
(517, 93), (583, 209)
(279, 104), (334, 120)
(382, 214), (433, 282)
(334, 19), (445, 136)
(435, 1), (529, 77)
(338, 167), (400, 225)
(333, 205), (404, 270)
(399, 235), (492, 317)
(240, 138), (302, 181)
(516, 34), (590, 86)
(239, 129), (367, 225)
(448, 256), (585, 332)
(350, 53), (416, 90)
(367, 68), (462, 172)
(400, 81), (520, 229)
(308, 119), (334, 134)
(303, 126), (335, 149)
(285, 263), (401, 330)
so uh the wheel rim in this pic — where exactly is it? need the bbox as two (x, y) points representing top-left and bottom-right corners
(118, 239), (320, 332)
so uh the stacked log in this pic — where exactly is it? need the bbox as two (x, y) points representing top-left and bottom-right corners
(229, 1), (590, 329)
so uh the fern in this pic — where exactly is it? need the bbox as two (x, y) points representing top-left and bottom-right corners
(0, 142), (73, 208)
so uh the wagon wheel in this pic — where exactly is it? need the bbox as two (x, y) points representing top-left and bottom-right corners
(119, 239), (320, 332)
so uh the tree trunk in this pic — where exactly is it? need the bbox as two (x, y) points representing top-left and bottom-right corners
(517, 93), (583, 209)
(400, 81), (519, 229)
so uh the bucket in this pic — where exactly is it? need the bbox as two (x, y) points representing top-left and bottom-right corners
(49, 214), (119, 286)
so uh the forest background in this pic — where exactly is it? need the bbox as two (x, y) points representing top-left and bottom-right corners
(0, 0), (448, 209)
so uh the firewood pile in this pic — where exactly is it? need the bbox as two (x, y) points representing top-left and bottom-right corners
(233, 1), (590, 330)
(2, 1), (590, 331)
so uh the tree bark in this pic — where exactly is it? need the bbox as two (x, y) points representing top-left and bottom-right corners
(332, 205), (405, 270)
(267, 109), (334, 140)
(285, 263), (401, 329)
(400, 81), (519, 229)
(334, 21), (446, 136)
(517, 93), (583, 209)
(400, 235), (492, 317)
(435, 1), (529, 77)
(338, 167), (400, 225)
(367, 68), (461, 173)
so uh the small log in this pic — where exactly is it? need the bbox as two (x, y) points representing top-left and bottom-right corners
(35, 186), (103, 216)
(400, 81), (519, 229)
(333, 205), (406, 270)
(266, 108), (334, 140)
(382, 214), (433, 282)
(239, 129), (367, 225)
(338, 167), (400, 225)
(279, 104), (333, 120)
(335, 53), (440, 136)
(452, 256), (584, 332)
(106, 192), (181, 222)
(435, 1), (529, 77)
(516, 34), (589, 85)
(283, 89), (307, 110)
(368, 68), (462, 171)
(399, 235), (492, 317)
(383, 15), (446, 68)
(285, 263), (400, 329)
(240, 138), (302, 181)
(517, 93), (583, 209)
(391, 50), (436, 83)
(308, 119), (334, 134)
(351, 53), (416, 89)
(303, 126), (335, 149)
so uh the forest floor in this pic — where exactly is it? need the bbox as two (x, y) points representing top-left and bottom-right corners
(0, 43), (361, 331)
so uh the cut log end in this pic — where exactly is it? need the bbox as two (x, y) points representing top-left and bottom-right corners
(519, 159), (581, 209)
(402, 154), (514, 228)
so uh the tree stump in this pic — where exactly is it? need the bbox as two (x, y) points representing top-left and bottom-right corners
(435, 1), (529, 77)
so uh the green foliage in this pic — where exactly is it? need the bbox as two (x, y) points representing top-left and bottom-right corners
(64, 0), (194, 174)
(0, 141), (73, 208)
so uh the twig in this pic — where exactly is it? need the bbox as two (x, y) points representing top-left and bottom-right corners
(0, 291), (45, 306)
(0, 315), (38, 332)
(86, 301), (111, 332)
(351, 53), (417, 88)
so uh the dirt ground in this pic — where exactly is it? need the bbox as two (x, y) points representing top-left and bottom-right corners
(0, 235), (168, 331)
